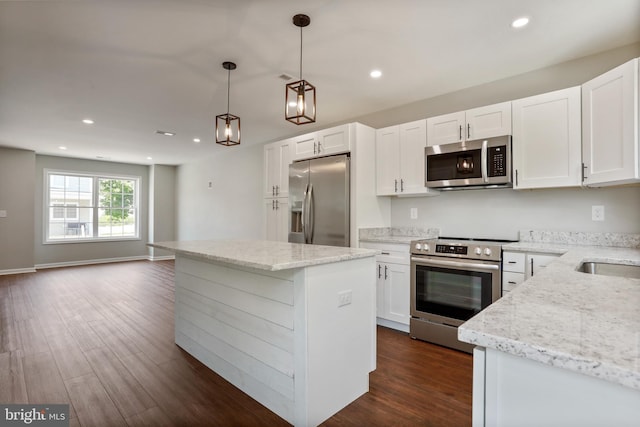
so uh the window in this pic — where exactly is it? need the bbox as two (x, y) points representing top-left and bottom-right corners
(45, 170), (140, 242)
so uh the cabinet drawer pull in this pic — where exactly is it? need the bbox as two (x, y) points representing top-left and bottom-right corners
(508, 281), (517, 285)
(507, 261), (517, 264)
(380, 251), (391, 255)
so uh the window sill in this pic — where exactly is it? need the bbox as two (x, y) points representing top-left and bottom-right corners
(43, 237), (142, 245)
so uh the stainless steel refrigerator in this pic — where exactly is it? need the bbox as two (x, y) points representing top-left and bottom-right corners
(288, 154), (350, 247)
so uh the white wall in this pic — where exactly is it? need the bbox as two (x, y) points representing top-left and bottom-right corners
(149, 164), (177, 259)
(176, 144), (263, 240)
(390, 187), (640, 240)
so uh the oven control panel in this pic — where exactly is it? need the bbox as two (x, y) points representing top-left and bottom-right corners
(411, 239), (503, 261)
(436, 244), (468, 255)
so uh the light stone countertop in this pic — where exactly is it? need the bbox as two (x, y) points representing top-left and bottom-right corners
(149, 239), (377, 271)
(358, 227), (439, 244)
(459, 244), (640, 391)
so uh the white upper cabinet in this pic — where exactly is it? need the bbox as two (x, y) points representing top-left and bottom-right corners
(291, 124), (351, 161)
(426, 101), (512, 146)
(376, 120), (438, 196)
(512, 86), (582, 189)
(263, 139), (292, 198)
(582, 57), (640, 187)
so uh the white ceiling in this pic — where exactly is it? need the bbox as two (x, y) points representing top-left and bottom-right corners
(1, 0), (639, 166)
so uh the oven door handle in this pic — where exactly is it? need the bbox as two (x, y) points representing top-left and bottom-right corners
(411, 257), (500, 272)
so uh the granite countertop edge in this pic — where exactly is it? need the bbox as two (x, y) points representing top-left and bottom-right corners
(149, 240), (377, 272)
(459, 244), (640, 391)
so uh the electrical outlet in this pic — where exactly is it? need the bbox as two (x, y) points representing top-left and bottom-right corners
(207, 181), (213, 189)
(592, 205), (605, 221)
(337, 290), (352, 307)
(410, 208), (418, 220)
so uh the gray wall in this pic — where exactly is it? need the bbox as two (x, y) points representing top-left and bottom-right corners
(0, 147), (35, 271)
(34, 155), (150, 266)
(149, 164), (176, 259)
(176, 143), (263, 240)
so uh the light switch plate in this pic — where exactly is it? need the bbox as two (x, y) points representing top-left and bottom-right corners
(0, 210), (7, 218)
(410, 208), (418, 220)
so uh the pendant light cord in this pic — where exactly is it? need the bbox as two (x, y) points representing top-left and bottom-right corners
(226, 68), (231, 115)
(299, 25), (303, 81)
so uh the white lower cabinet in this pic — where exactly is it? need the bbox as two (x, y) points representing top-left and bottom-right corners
(473, 347), (640, 427)
(264, 198), (288, 242)
(502, 250), (560, 295)
(361, 242), (410, 331)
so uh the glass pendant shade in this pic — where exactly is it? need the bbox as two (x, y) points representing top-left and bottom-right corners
(285, 79), (316, 124)
(216, 61), (241, 146)
(215, 113), (240, 146)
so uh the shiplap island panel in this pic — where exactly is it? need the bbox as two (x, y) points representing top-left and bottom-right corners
(149, 240), (377, 427)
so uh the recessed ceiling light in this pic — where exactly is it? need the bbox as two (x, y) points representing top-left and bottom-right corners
(193, 138), (201, 143)
(511, 17), (529, 28)
(155, 130), (175, 136)
(146, 157), (153, 160)
(82, 118), (94, 125)
(58, 146), (67, 150)
(370, 70), (382, 79)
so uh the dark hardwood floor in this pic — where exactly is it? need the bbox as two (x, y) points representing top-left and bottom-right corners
(0, 260), (472, 426)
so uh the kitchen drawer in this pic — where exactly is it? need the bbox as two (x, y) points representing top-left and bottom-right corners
(360, 242), (410, 265)
(502, 271), (525, 293)
(503, 251), (525, 273)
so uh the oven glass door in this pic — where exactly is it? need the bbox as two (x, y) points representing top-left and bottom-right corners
(412, 258), (497, 322)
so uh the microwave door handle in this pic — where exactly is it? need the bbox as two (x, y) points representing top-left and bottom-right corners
(481, 139), (488, 183)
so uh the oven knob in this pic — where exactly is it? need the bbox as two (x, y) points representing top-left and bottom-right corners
(474, 247), (482, 255)
(484, 248), (492, 256)
(423, 244), (430, 252)
(415, 243), (422, 251)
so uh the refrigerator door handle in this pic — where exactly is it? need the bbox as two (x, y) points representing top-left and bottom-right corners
(301, 184), (309, 243)
(307, 183), (314, 243)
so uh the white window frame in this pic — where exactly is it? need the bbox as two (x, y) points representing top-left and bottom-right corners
(44, 169), (141, 244)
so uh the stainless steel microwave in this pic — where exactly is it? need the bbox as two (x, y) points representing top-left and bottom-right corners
(425, 135), (512, 189)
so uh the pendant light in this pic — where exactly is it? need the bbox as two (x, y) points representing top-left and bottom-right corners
(285, 14), (316, 125)
(216, 61), (240, 146)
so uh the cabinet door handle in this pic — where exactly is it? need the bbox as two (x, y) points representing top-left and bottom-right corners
(378, 264), (382, 279)
(582, 163), (588, 181)
(394, 179), (398, 192)
(515, 169), (519, 186)
(531, 258), (534, 276)
(272, 185), (275, 196)
(459, 125), (462, 140)
(400, 179), (404, 192)
(275, 199), (279, 210)
(384, 265), (388, 280)
(467, 123), (471, 139)
(317, 141), (322, 152)
(272, 199), (275, 210)
(313, 142), (317, 155)
(275, 185), (279, 196)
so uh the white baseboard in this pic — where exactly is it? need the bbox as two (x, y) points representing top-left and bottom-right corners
(0, 267), (37, 276)
(35, 255), (149, 270)
(3, 254), (175, 274)
(376, 317), (410, 333)
(149, 255), (175, 262)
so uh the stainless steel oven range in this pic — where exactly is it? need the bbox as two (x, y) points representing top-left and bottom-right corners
(410, 237), (511, 353)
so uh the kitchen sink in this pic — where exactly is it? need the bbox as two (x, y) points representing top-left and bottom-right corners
(577, 262), (640, 279)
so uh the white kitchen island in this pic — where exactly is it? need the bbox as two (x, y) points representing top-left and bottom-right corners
(459, 242), (640, 427)
(149, 240), (377, 427)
